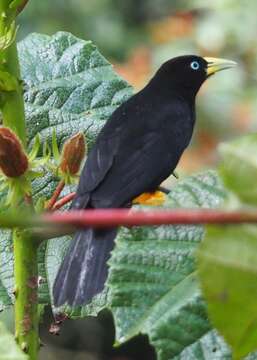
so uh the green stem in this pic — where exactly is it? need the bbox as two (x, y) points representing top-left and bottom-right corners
(14, 230), (38, 358)
(0, 0), (26, 146)
(1, 43), (27, 146)
(0, 1), (37, 359)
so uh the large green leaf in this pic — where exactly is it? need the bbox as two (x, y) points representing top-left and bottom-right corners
(18, 31), (132, 149)
(0, 321), (28, 360)
(198, 225), (257, 359)
(0, 31), (132, 310)
(108, 170), (226, 359)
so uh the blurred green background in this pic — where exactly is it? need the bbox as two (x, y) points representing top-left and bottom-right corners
(9, 0), (257, 358)
(18, 0), (257, 173)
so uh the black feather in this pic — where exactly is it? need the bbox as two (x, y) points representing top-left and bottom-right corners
(53, 228), (116, 306)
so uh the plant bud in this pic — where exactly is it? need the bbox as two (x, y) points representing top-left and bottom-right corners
(0, 127), (28, 177)
(60, 132), (86, 175)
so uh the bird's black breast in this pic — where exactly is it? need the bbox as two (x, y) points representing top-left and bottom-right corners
(73, 89), (195, 210)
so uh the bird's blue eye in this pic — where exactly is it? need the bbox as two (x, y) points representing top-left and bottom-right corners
(190, 61), (200, 70)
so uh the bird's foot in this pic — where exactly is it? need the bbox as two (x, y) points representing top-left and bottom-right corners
(132, 191), (166, 206)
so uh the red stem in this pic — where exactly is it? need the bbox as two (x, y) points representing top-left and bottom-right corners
(46, 180), (65, 210)
(53, 192), (75, 210)
(42, 208), (257, 228)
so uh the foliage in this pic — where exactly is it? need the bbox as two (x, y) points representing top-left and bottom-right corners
(108, 171), (225, 360)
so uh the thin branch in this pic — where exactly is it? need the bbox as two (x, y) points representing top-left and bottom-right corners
(53, 192), (75, 210)
(2, 209), (257, 235)
(46, 180), (65, 210)
(41, 209), (257, 228)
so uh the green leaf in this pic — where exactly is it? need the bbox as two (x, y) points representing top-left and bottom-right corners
(108, 171), (225, 359)
(219, 133), (257, 205)
(198, 225), (257, 359)
(0, 321), (28, 359)
(18, 31), (132, 150)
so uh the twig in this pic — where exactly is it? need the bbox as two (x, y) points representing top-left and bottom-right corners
(46, 180), (65, 210)
(2, 208), (257, 236)
(41, 209), (257, 228)
(53, 192), (75, 210)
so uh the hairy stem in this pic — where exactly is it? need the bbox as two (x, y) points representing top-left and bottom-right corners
(42, 209), (257, 228)
(0, 0), (26, 146)
(14, 230), (38, 358)
(1, 44), (26, 145)
(2, 209), (257, 231)
(0, 2), (38, 358)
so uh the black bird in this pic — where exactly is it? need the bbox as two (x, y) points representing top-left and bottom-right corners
(53, 55), (236, 306)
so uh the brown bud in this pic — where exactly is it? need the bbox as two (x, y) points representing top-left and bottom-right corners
(0, 127), (28, 177)
(60, 132), (86, 175)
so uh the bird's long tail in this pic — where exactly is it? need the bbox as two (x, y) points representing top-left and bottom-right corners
(53, 228), (117, 307)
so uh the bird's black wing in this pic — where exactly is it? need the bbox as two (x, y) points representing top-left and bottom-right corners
(74, 94), (192, 209)
(72, 112), (123, 209)
(89, 129), (181, 208)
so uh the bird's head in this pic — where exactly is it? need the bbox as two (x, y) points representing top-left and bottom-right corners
(153, 55), (236, 99)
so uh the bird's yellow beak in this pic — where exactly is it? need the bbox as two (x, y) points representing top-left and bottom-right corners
(204, 57), (237, 76)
